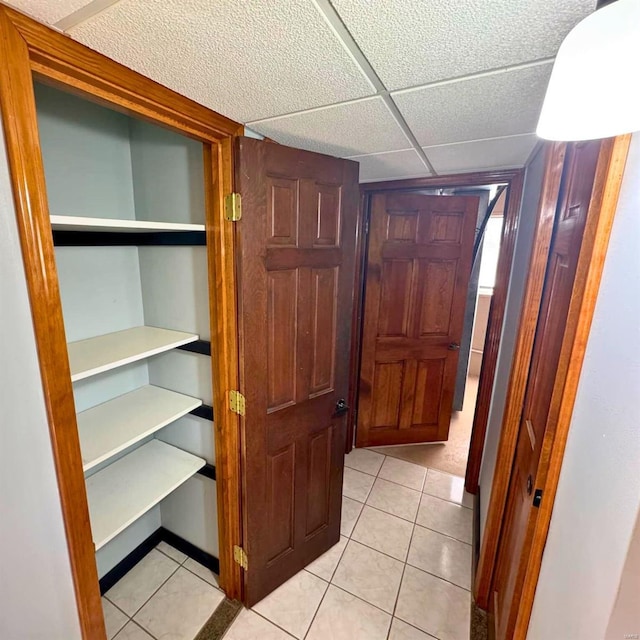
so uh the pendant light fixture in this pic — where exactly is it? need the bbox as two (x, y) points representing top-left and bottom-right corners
(537, 0), (640, 141)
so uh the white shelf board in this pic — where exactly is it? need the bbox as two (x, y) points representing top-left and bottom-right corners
(50, 215), (204, 233)
(68, 326), (198, 381)
(86, 439), (205, 550)
(79, 385), (202, 472)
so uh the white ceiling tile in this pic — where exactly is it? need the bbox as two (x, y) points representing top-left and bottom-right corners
(5, 0), (92, 24)
(424, 135), (539, 175)
(249, 97), (411, 157)
(67, 0), (375, 123)
(348, 149), (430, 182)
(393, 63), (552, 147)
(331, 0), (595, 90)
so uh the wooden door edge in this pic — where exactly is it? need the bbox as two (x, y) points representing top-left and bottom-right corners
(511, 134), (631, 638)
(465, 171), (525, 493)
(345, 190), (368, 453)
(206, 138), (243, 601)
(473, 143), (567, 607)
(0, 6), (245, 637)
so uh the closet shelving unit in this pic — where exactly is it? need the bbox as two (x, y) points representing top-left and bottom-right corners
(34, 80), (220, 585)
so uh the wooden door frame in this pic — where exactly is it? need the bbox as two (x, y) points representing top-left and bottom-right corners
(473, 136), (631, 636)
(0, 6), (244, 638)
(348, 169), (524, 453)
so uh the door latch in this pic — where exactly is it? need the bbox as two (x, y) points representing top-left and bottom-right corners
(448, 342), (460, 351)
(335, 399), (349, 416)
(532, 488), (543, 508)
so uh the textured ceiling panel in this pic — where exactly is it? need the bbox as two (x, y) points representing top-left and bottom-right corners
(68, 0), (375, 123)
(5, 0), (92, 23)
(347, 149), (430, 182)
(424, 134), (538, 175)
(249, 97), (411, 157)
(331, 0), (595, 90)
(393, 63), (552, 147)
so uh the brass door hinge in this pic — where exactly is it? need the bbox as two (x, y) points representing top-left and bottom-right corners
(233, 545), (248, 570)
(224, 193), (242, 221)
(229, 390), (246, 416)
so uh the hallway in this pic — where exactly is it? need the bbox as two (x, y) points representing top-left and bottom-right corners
(224, 449), (473, 640)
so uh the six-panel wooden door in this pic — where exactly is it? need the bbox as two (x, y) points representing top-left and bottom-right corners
(235, 137), (359, 605)
(357, 193), (478, 447)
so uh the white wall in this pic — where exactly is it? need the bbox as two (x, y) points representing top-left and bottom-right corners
(0, 112), (81, 638)
(478, 145), (546, 542)
(605, 506), (640, 640)
(527, 134), (640, 639)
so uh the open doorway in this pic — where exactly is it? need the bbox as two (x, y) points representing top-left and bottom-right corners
(347, 171), (524, 483)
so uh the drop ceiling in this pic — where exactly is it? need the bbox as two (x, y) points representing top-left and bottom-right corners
(8, 0), (596, 181)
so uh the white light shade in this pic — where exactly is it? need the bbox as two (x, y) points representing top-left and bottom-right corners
(537, 0), (640, 141)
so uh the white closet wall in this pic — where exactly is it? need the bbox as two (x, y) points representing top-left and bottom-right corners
(34, 82), (219, 577)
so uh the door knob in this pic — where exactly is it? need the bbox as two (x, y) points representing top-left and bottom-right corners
(527, 474), (533, 495)
(448, 342), (460, 351)
(335, 399), (349, 416)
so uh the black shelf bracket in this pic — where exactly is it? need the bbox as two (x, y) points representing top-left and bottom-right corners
(177, 340), (211, 356)
(52, 230), (206, 246)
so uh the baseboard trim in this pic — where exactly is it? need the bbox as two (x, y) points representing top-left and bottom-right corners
(99, 527), (220, 594)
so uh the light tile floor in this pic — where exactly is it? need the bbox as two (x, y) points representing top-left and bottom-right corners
(102, 544), (225, 640)
(224, 449), (474, 640)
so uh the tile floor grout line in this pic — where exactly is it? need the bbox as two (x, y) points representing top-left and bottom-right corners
(387, 519), (416, 639)
(346, 491), (472, 548)
(301, 578), (331, 640)
(121, 556), (182, 622)
(104, 597), (132, 622)
(393, 612), (442, 640)
(180, 561), (224, 591)
(252, 591), (321, 640)
(412, 520), (473, 547)
(327, 575), (398, 622)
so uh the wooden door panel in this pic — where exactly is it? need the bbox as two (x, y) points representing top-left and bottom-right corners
(268, 177), (298, 245)
(371, 361), (405, 428)
(417, 259), (458, 336)
(379, 260), (413, 337)
(357, 193), (478, 447)
(237, 137), (358, 605)
(411, 358), (446, 427)
(305, 426), (333, 536)
(267, 270), (298, 411)
(310, 267), (337, 396)
(492, 141), (601, 639)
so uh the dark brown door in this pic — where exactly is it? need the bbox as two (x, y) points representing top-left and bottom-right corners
(492, 141), (601, 639)
(235, 137), (359, 605)
(357, 193), (478, 447)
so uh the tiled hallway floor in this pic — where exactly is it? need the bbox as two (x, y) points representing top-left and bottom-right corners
(225, 448), (474, 640)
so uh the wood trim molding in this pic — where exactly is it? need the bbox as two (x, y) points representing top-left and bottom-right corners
(360, 169), (522, 192)
(511, 134), (631, 638)
(0, 9), (104, 638)
(206, 138), (243, 600)
(0, 4), (244, 636)
(465, 170), (524, 493)
(3, 4), (242, 142)
(473, 143), (566, 608)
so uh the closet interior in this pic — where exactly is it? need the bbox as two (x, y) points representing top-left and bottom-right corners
(34, 81), (220, 583)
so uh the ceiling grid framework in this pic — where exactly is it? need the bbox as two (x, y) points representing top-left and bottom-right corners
(8, 0), (596, 180)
